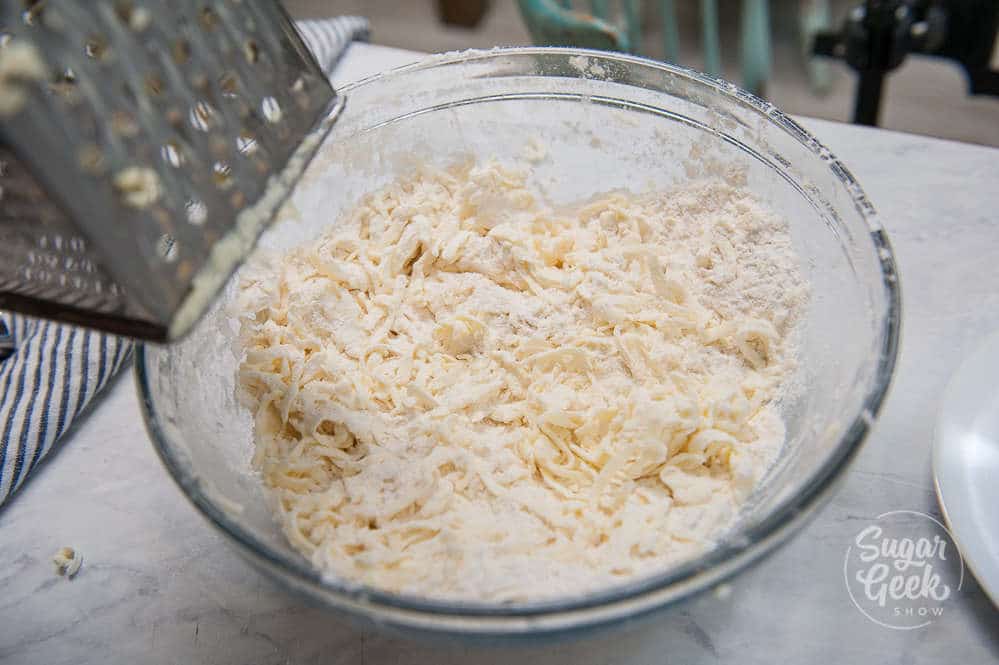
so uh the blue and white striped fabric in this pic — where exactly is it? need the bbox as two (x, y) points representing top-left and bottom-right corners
(0, 314), (132, 506)
(0, 15), (369, 508)
(296, 16), (370, 73)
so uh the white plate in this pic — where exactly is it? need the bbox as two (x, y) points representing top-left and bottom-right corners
(934, 330), (999, 608)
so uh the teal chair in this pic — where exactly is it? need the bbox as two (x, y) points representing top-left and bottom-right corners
(517, 0), (775, 95)
(517, 0), (640, 52)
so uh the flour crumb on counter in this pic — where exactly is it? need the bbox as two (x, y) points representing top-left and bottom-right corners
(52, 547), (82, 579)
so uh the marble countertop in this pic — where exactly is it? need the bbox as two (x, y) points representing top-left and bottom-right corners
(2, 43), (998, 664)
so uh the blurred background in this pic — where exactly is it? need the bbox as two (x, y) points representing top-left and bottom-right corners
(283, 0), (999, 146)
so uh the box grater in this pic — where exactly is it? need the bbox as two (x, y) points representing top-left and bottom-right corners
(0, 0), (343, 340)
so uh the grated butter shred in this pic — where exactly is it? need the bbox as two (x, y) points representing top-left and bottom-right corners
(236, 160), (807, 601)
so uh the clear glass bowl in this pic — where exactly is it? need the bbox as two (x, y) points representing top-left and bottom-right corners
(136, 48), (901, 638)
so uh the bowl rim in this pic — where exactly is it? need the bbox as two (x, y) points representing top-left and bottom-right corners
(135, 46), (902, 635)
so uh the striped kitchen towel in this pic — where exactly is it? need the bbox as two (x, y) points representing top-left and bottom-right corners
(296, 16), (370, 72)
(0, 15), (369, 508)
(0, 314), (132, 506)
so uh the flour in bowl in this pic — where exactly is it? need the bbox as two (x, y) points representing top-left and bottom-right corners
(235, 160), (807, 601)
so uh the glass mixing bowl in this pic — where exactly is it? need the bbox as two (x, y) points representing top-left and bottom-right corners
(136, 48), (900, 638)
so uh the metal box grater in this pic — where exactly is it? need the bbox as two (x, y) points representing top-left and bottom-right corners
(0, 0), (341, 340)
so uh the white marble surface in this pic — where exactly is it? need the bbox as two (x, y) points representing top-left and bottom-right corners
(2, 43), (999, 664)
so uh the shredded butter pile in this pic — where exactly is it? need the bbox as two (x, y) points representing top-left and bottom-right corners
(236, 161), (806, 601)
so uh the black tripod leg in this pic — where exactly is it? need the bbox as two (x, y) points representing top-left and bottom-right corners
(854, 69), (886, 125)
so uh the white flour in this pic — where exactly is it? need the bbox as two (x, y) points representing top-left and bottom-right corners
(235, 160), (807, 601)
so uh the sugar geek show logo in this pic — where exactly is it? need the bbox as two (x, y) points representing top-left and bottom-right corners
(844, 510), (964, 629)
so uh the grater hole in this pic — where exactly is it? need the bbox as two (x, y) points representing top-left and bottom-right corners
(114, 1), (151, 32)
(209, 136), (228, 159)
(173, 39), (191, 65)
(156, 234), (178, 263)
(78, 144), (105, 175)
(166, 107), (184, 128)
(130, 7), (151, 32)
(113, 167), (161, 209)
(111, 110), (139, 138)
(199, 7), (219, 31)
(212, 161), (232, 190)
(236, 132), (257, 155)
(145, 74), (164, 96)
(261, 96), (282, 124)
(189, 101), (216, 131)
(233, 99), (251, 120)
(113, 1), (133, 21)
(85, 36), (109, 61)
(22, 0), (44, 26)
(191, 72), (209, 91)
(186, 199), (207, 225)
(243, 39), (259, 64)
(39, 4), (65, 30)
(218, 71), (238, 98)
(161, 142), (183, 168)
(49, 67), (78, 101)
(289, 75), (314, 110)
